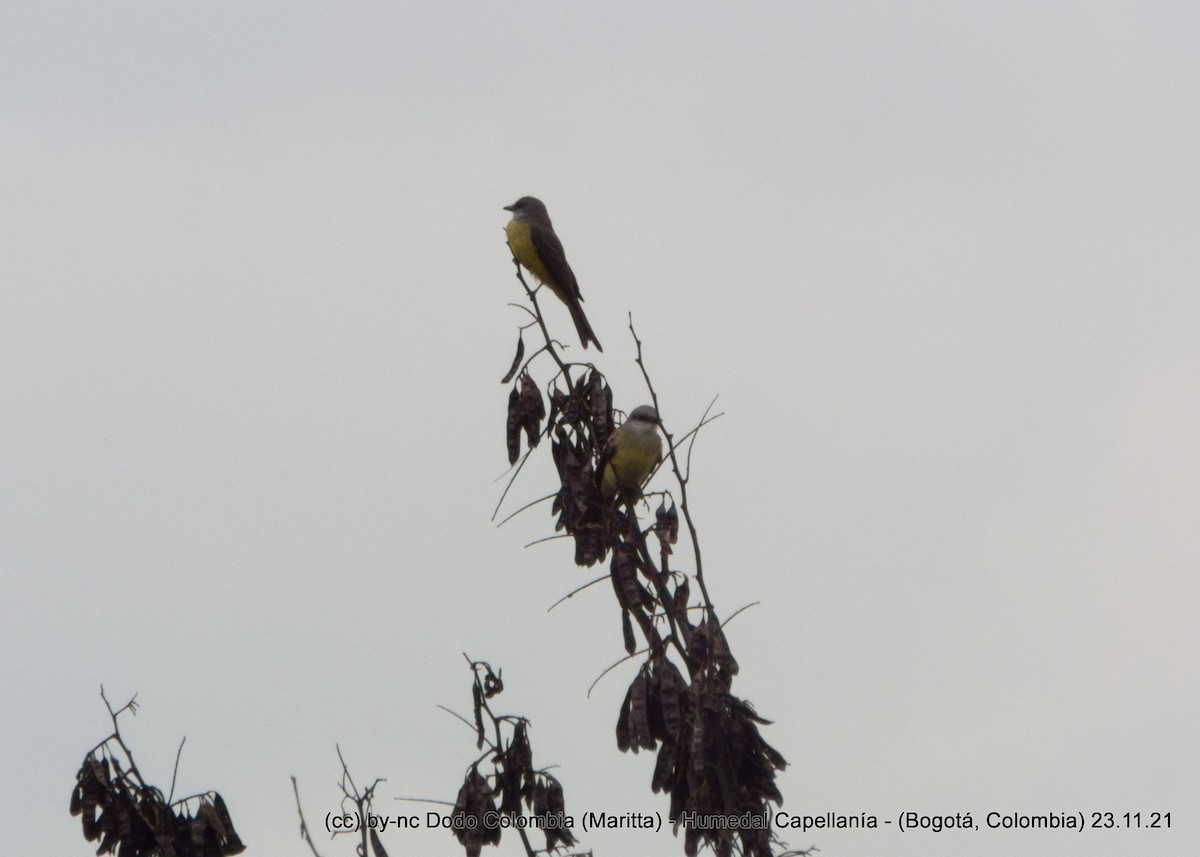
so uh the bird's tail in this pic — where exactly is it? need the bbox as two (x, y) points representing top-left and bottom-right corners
(570, 300), (603, 352)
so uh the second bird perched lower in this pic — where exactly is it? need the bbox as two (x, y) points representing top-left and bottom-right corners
(600, 405), (663, 500)
(504, 196), (603, 352)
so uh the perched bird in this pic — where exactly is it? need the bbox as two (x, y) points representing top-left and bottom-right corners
(600, 405), (663, 500)
(503, 196), (603, 351)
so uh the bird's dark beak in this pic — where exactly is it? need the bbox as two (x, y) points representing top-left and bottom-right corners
(503, 203), (515, 211)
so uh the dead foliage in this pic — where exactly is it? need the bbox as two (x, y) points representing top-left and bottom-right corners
(71, 690), (245, 857)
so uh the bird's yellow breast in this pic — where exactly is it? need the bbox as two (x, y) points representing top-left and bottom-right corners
(602, 428), (662, 498)
(505, 220), (555, 287)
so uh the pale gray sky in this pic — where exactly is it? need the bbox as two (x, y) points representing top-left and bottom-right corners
(2, 3), (1198, 856)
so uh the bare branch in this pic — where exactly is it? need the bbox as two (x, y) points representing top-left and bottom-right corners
(167, 735), (186, 804)
(629, 316), (717, 618)
(546, 573), (609, 612)
(291, 776), (326, 857)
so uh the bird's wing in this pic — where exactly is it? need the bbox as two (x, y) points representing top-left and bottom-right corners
(529, 223), (583, 301)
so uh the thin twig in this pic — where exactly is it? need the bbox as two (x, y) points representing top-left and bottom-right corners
(491, 443), (539, 522)
(98, 686), (147, 789)
(291, 776), (326, 857)
(167, 736), (186, 804)
(523, 531), (575, 550)
(436, 703), (498, 753)
(493, 489), (556, 528)
(629, 316), (717, 618)
(720, 601), (760, 628)
(392, 795), (458, 808)
(586, 649), (645, 698)
(546, 573), (609, 612)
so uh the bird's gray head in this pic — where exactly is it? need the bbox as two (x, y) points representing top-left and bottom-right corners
(627, 405), (659, 425)
(503, 196), (551, 223)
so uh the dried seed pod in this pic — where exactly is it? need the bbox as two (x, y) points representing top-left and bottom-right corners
(500, 334), (525, 384)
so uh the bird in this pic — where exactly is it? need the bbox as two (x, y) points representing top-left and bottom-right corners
(600, 405), (663, 500)
(503, 196), (603, 351)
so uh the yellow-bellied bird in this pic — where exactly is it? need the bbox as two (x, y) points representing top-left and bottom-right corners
(504, 196), (603, 351)
(600, 405), (663, 500)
